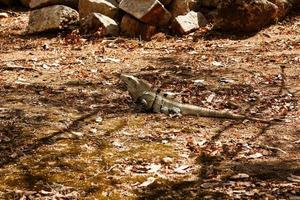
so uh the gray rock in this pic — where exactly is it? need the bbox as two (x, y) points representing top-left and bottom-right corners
(214, 0), (278, 32)
(172, 11), (208, 34)
(79, 0), (119, 19)
(80, 12), (119, 36)
(119, 0), (171, 27)
(27, 5), (79, 34)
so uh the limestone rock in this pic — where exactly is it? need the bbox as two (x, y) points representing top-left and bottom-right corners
(214, 0), (278, 32)
(22, 0), (79, 9)
(172, 11), (208, 35)
(27, 5), (79, 34)
(120, 14), (157, 40)
(80, 12), (119, 36)
(79, 0), (119, 19)
(119, 0), (171, 26)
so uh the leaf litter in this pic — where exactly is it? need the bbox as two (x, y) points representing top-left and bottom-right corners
(0, 7), (299, 200)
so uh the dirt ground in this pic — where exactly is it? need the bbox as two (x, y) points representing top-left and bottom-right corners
(0, 7), (299, 200)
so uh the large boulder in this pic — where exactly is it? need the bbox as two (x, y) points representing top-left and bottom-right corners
(214, 0), (278, 32)
(27, 5), (79, 34)
(79, 0), (119, 19)
(120, 14), (157, 40)
(80, 12), (119, 36)
(21, 0), (79, 9)
(119, 0), (171, 27)
(172, 11), (208, 35)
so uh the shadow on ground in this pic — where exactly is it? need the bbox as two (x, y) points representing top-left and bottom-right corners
(137, 159), (300, 200)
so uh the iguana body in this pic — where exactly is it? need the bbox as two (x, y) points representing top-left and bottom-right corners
(120, 74), (269, 122)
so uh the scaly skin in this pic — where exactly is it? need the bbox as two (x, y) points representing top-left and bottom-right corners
(121, 74), (271, 123)
(120, 74), (152, 101)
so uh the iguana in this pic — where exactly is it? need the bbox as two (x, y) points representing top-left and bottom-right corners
(120, 74), (272, 123)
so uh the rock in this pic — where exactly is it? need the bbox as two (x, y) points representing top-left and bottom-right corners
(214, 0), (278, 32)
(22, 0), (79, 9)
(120, 14), (157, 40)
(80, 12), (119, 36)
(119, 0), (171, 27)
(0, 12), (9, 18)
(169, 0), (200, 17)
(172, 11), (208, 34)
(268, 0), (292, 19)
(79, 0), (119, 19)
(27, 5), (79, 34)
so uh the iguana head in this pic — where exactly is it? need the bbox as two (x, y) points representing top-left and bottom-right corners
(120, 74), (152, 101)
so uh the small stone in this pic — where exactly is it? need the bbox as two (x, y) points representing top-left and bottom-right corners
(230, 173), (250, 179)
(162, 157), (173, 164)
(172, 11), (208, 35)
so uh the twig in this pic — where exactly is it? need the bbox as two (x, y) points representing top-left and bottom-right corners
(261, 145), (287, 154)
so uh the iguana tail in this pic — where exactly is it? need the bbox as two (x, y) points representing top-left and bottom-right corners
(180, 104), (245, 119)
(179, 103), (271, 123)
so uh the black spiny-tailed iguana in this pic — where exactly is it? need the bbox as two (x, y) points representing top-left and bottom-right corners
(120, 74), (272, 123)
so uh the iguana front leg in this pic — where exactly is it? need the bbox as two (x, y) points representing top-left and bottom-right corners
(137, 92), (156, 112)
